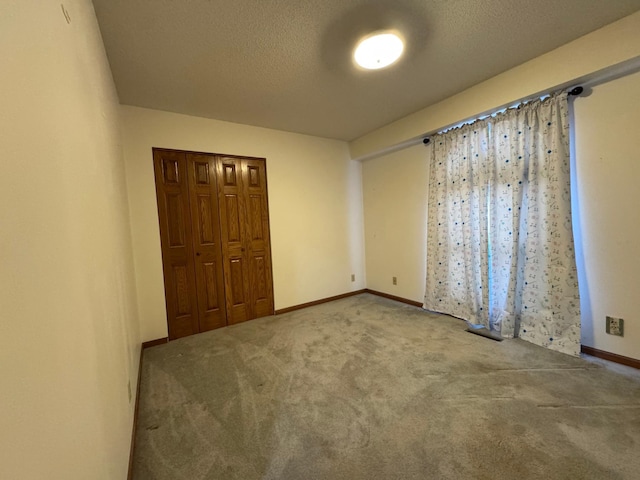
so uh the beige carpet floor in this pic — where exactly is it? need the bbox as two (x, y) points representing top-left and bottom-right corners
(132, 293), (640, 479)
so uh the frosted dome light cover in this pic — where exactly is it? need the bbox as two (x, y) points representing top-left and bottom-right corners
(354, 32), (404, 70)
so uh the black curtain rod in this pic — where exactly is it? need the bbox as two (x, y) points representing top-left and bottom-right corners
(422, 85), (585, 144)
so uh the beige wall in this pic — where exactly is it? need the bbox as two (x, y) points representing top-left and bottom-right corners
(573, 70), (640, 360)
(351, 11), (640, 160)
(120, 106), (365, 342)
(362, 145), (429, 302)
(0, 1), (140, 479)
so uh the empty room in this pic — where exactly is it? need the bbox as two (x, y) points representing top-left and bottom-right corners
(3, 1), (640, 479)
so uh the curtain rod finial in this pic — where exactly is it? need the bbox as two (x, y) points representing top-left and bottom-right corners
(568, 86), (584, 96)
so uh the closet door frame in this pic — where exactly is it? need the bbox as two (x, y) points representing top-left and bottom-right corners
(152, 147), (275, 338)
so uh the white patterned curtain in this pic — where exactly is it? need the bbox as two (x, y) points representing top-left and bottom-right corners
(424, 94), (581, 356)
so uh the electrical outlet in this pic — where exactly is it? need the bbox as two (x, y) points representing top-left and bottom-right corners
(351, 274), (355, 282)
(128, 380), (132, 403)
(392, 276), (397, 285)
(606, 316), (624, 336)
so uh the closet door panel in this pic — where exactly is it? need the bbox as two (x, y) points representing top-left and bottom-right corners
(217, 157), (251, 324)
(187, 154), (227, 331)
(242, 159), (274, 318)
(153, 150), (200, 339)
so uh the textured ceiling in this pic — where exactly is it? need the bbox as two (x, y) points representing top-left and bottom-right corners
(93, 0), (640, 141)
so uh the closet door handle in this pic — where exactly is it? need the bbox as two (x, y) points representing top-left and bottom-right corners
(196, 252), (201, 256)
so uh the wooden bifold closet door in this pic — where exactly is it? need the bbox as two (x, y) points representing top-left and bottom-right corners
(153, 149), (274, 339)
(217, 157), (274, 324)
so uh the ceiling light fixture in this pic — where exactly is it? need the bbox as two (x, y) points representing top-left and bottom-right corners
(354, 31), (404, 70)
